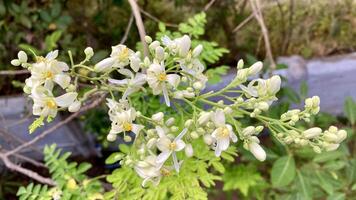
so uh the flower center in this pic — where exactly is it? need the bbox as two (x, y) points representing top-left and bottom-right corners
(160, 168), (171, 176)
(118, 48), (129, 61)
(46, 99), (57, 109)
(168, 142), (177, 150)
(36, 56), (46, 63)
(217, 127), (229, 138)
(44, 71), (54, 79)
(123, 122), (132, 132)
(157, 73), (167, 81)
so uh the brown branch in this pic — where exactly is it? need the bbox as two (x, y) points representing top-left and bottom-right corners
(139, 8), (178, 28)
(128, 0), (149, 57)
(0, 69), (29, 75)
(120, 13), (134, 45)
(204, 0), (216, 11)
(0, 153), (55, 185)
(12, 153), (47, 168)
(249, 0), (276, 71)
(232, 14), (254, 33)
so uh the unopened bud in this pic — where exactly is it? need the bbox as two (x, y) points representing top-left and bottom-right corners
(303, 127), (322, 139)
(203, 134), (213, 145)
(144, 36), (152, 44)
(237, 59), (244, 69)
(107, 133), (117, 142)
(190, 131), (199, 139)
(185, 144), (194, 157)
(84, 47), (94, 58)
(152, 112), (164, 122)
(248, 61), (263, 75)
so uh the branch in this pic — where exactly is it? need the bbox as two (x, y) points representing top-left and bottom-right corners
(0, 153), (55, 185)
(204, 0), (216, 11)
(128, 0), (149, 57)
(0, 69), (29, 75)
(120, 13), (134, 45)
(232, 14), (254, 33)
(139, 8), (178, 28)
(249, 0), (276, 70)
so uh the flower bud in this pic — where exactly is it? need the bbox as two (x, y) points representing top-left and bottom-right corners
(155, 46), (165, 61)
(187, 87), (194, 92)
(328, 126), (338, 133)
(18, 51), (28, 63)
(198, 112), (211, 125)
(313, 146), (321, 153)
(267, 75), (281, 95)
(68, 101), (81, 112)
(107, 133), (117, 142)
(146, 138), (157, 148)
(248, 61), (263, 75)
(94, 57), (115, 72)
(335, 130), (347, 143)
(312, 96), (320, 107)
(152, 112), (164, 122)
(248, 142), (266, 161)
(173, 91), (184, 99)
(178, 35), (191, 57)
(305, 98), (313, 108)
(165, 117), (175, 126)
(255, 126), (264, 133)
(185, 144), (194, 157)
(84, 47), (94, 58)
(237, 59), (244, 69)
(144, 36), (152, 44)
(193, 81), (203, 90)
(149, 41), (160, 50)
(192, 44), (203, 57)
(190, 131), (199, 139)
(203, 134), (213, 145)
(170, 126), (178, 132)
(181, 76), (188, 82)
(184, 119), (193, 128)
(323, 132), (338, 142)
(11, 59), (21, 66)
(258, 102), (269, 111)
(124, 135), (132, 142)
(303, 127), (322, 139)
(242, 126), (255, 137)
(324, 143), (340, 151)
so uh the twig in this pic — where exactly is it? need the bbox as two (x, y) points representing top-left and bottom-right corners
(128, 0), (149, 57)
(0, 69), (29, 75)
(0, 153), (55, 185)
(232, 14), (254, 33)
(12, 153), (47, 168)
(249, 0), (276, 71)
(139, 8), (178, 28)
(120, 13), (134, 45)
(204, 0), (216, 11)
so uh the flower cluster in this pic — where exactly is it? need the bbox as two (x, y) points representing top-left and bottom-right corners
(13, 34), (347, 186)
(11, 50), (80, 119)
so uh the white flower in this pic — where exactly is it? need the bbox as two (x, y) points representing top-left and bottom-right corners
(31, 85), (78, 118)
(109, 69), (146, 99)
(147, 62), (180, 107)
(240, 75), (281, 99)
(162, 35), (191, 57)
(94, 45), (134, 72)
(108, 106), (144, 137)
(210, 109), (238, 156)
(26, 50), (70, 90)
(134, 155), (163, 186)
(156, 126), (187, 172)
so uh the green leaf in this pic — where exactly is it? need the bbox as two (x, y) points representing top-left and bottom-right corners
(327, 193), (345, 200)
(271, 156), (296, 187)
(105, 152), (124, 164)
(344, 97), (356, 125)
(296, 170), (312, 200)
(223, 165), (263, 196)
(283, 87), (301, 104)
(313, 150), (344, 163)
(29, 116), (45, 134)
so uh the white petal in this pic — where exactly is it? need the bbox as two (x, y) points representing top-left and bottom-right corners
(162, 85), (170, 107)
(156, 126), (166, 138)
(212, 109), (225, 126)
(18, 51), (28, 63)
(108, 78), (129, 85)
(174, 140), (185, 151)
(218, 138), (230, 151)
(55, 92), (78, 107)
(215, 143), (222, 157)
(175, 128), (187, 141)
(46, 50), (58, 60)
(156, 137), (171, 152)
(54, 74), (71, 89)
(172, 152), (180, 172)
(94, 57), (115, 72)
(130, 55), (141, 72)
(132, 124), (144, 135)
(118, 68), (134, 78)
(178, 35), (191, 57)
(68, 101), (81, 112)
(156, 151), (171, 164)
(166, 74), (180, 88)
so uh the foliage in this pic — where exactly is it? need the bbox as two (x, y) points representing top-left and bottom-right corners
(17, 144), (103, 200)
